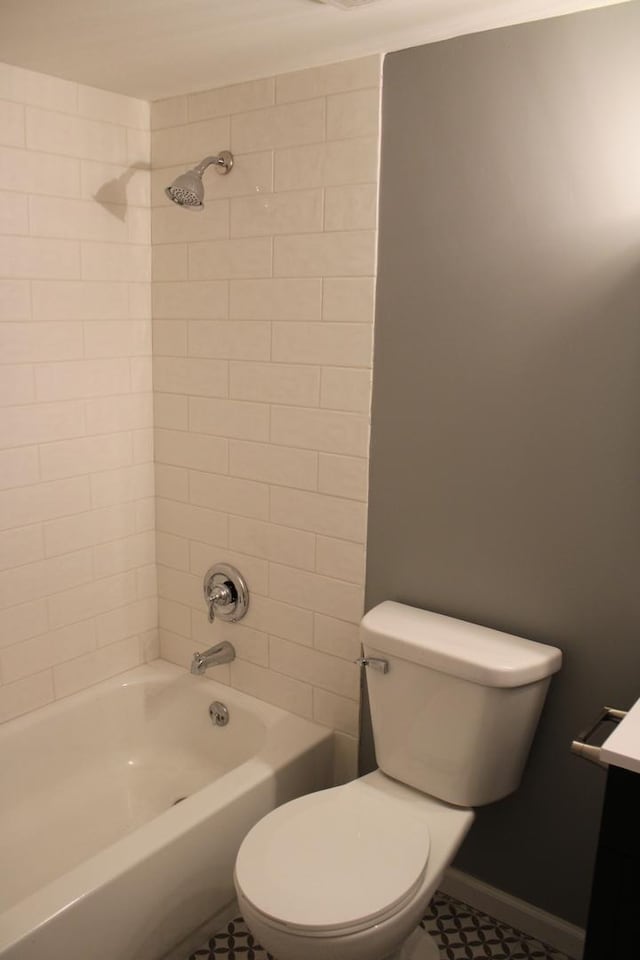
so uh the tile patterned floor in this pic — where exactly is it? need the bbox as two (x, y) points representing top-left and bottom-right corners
(188, 892), (570, 960)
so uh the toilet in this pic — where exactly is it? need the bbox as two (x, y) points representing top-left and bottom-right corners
(234, 601), (562, 960)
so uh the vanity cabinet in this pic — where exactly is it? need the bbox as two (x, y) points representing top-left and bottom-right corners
(582, 764), (640, 959)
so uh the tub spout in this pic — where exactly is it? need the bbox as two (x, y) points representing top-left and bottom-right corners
(191, 641), (235, 675)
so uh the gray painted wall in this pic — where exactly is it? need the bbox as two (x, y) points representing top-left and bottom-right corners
(366, 1), (640, 926)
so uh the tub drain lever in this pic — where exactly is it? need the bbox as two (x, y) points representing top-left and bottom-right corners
(209, 701), (229, 726)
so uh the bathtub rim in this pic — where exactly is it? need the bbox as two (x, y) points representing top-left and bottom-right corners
(0, 659), (311, 743)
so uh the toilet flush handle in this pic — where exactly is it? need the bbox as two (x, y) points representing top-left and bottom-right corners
(355, 656), (389, 674)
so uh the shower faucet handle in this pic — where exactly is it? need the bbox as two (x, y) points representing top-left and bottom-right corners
(206, 581), (234, 622)
(203, 563), (249, 623)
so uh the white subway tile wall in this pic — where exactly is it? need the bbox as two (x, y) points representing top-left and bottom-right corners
(0, 54), (381, 768)
(0, 63), (156, 724)
(152, 55), (381, 775)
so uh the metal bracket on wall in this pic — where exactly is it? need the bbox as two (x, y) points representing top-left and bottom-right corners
(571, 706), (627, 768)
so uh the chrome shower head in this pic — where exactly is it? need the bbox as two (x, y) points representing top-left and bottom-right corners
(165, 169), (205, 209)
(165, 151), (234, 211)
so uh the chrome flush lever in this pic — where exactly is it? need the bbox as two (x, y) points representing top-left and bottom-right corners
(355, 657), (389, 674)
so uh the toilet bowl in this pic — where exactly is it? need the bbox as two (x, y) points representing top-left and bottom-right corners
(234, 602), (562, 960)
(235, 772), (474, 960)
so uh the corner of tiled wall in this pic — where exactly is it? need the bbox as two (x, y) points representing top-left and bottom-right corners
(0, 62), (157, 722)
(151, 55), (382, 782)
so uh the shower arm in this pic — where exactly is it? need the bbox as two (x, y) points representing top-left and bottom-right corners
(193, 152), (234, 176)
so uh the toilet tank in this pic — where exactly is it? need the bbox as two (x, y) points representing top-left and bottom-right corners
(361, 602), (562, 807)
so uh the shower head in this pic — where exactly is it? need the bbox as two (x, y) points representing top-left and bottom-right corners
(165, 151), (234, 211)
(165, 168), (205, 209)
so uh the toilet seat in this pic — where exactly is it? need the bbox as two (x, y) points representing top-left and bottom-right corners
(235, 783), (431, 937)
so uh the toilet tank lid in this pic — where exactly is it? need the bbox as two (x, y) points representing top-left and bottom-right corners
(361, 602), (562, 687)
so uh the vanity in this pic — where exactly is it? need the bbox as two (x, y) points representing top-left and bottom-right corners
(580, 699), (640, 959)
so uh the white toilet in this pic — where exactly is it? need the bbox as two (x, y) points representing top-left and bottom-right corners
(234, 601), (562, 960)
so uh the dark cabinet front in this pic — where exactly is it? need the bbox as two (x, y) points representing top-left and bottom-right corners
(583, 765), (640, 959)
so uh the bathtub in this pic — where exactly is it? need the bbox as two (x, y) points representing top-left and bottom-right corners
(0, 660), (334, 960)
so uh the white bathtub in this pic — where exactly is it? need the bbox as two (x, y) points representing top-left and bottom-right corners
(0, 660), (334, 960)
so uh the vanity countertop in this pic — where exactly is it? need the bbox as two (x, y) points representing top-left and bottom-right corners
(601, 697), (640, 774)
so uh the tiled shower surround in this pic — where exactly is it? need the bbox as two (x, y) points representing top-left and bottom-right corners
(0, 63), (156, 722)
(0, 55), (381, 773)
(151, 56), (381, 776)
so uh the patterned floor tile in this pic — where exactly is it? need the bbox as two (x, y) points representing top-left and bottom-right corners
(422, 893), (569, 959)
(189, 917), (270, 960)
(188, 892), (569, 960)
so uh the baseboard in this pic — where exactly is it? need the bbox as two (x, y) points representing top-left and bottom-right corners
(440, 868), (585, 960)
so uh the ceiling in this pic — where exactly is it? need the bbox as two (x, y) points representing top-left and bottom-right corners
(0, 0), (624, 101)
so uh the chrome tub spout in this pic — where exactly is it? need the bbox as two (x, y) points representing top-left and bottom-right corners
(191, 641), (235, 675)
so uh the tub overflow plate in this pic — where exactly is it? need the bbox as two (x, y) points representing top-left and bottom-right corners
(209, 701), (229, 726)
